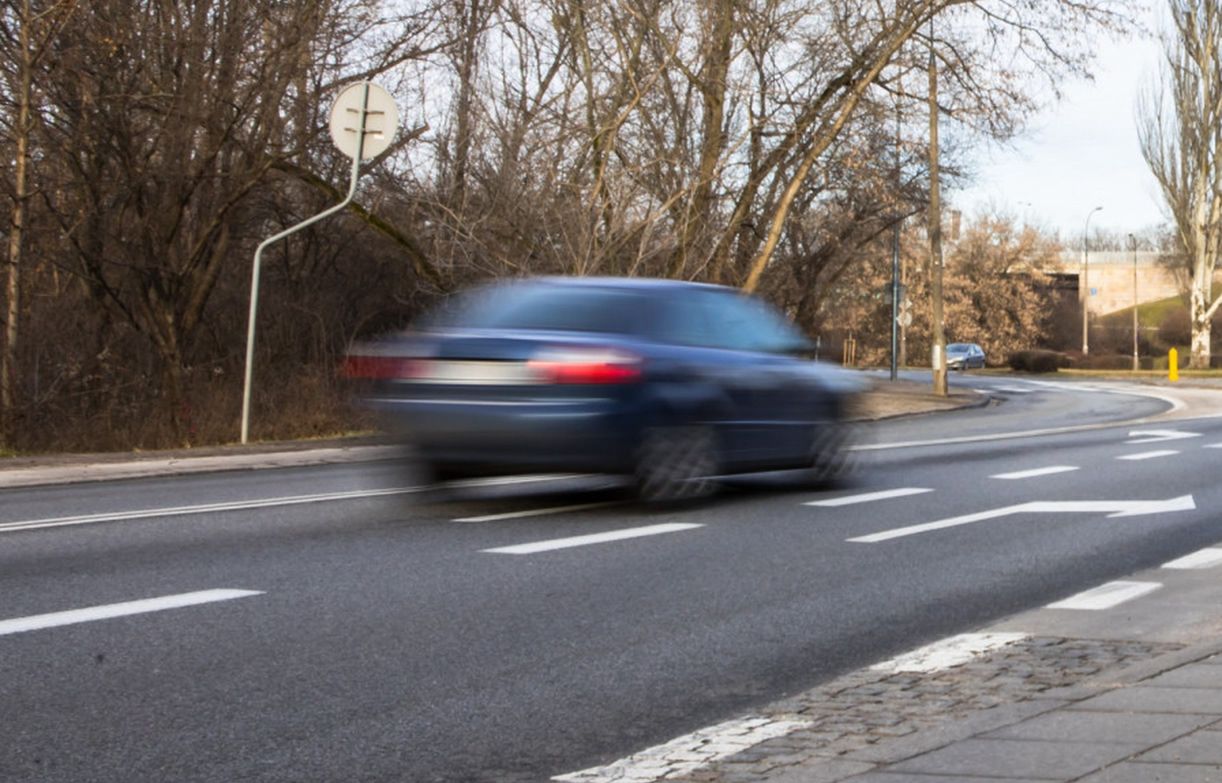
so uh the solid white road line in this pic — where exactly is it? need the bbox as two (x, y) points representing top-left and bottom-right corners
(0, 475), (602, 535)
(482, 523), (702, 555)
(994, 386), (1036, 394)
(870, 633), (1029, 674)
(553, 715), (813, 782)
(990, 466), (1079, 480)
(804, 487), (932, 507)
(848, 496), (1196, 543)
(1117, 450), (1180, 461)
(0, 589), (263, 636)
(453, 501), (620, 523)
(1046, 581), (1162, 610)
(0, 487), (423, 534)
(1162, 548), (1222, 570)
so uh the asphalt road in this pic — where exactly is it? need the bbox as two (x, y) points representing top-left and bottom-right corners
(2, 376), (1221, 783)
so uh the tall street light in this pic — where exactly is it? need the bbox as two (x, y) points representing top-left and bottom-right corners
(1082, 206), (1103, 355)
(1130, 234), (1139, 371)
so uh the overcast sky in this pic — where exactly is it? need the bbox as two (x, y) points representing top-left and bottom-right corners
(954, 20), (1168, 241)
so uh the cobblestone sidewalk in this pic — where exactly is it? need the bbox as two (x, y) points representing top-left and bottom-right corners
(562, 635), (1185, 783)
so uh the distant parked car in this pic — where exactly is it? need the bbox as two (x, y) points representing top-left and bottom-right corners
(345, 277), (864, 502)
(946, 342), (986, 371)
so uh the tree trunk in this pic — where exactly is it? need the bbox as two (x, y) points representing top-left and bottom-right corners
(2, 0), (34, 446)
(1190, 278), (1212, 368)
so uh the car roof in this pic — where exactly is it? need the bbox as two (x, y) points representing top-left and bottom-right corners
(516, 276), (734, 293)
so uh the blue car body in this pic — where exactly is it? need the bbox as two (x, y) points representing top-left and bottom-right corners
(346, 277), (859, 490)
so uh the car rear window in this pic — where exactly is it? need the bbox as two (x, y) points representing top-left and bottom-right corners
(423, 284), (656, 335)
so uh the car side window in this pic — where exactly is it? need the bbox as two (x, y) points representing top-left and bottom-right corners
(653, 290), (719, 347)
(697, 290), (805, 354)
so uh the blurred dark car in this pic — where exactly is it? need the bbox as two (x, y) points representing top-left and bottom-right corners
(345, 277), (862, 502)
(946, 342), (985, 371)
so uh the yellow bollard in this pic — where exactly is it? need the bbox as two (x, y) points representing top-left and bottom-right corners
(1169, 348), (1179, 382)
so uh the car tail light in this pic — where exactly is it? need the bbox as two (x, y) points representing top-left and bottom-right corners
(342, 354), (427, 380)
(527, 346), (642, 384)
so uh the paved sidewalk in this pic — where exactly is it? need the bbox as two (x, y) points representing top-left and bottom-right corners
(813, 640), (1222, 783)
(563, 554), (1222, 783)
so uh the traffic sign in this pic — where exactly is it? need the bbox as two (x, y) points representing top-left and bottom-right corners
(329, 82), (399, 161)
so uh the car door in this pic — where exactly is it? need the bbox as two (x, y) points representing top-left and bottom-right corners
(691, 290), (812, 465)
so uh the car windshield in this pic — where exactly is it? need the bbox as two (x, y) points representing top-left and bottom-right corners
(421, 283), (656, 335)
(947, 343), (971, 353)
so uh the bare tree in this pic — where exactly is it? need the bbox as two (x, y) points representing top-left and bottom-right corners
(0, 0), (76, 444)
(1138, 0), (1222, 368)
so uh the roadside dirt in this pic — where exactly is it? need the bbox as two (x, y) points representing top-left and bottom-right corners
(852, 378), (982, 420)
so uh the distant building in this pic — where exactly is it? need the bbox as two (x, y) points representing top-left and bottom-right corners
(1050, 251), (1191, 315)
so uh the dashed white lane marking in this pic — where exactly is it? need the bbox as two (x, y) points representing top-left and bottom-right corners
(1204, 443), (1222, 449)
(1117, 450), (1180, 461)
(453, 501), (620, 523)
(0, 589), (263, 636)
(0, 487), (423, 534)
(552, 715), (814, 782)
(1046, 581), (1162, 610)
(990, 466), (1079, 480)
(447, 474), (588, 487)
(1162, 548), (1222, 570)
(870, 633), (1029, 674)
(805, 487), (932, 507)
(482, 523), (702, 555)
(994, 386), (1036, 394)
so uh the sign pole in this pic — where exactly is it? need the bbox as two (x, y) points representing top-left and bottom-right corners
(241, 82), (393, 443)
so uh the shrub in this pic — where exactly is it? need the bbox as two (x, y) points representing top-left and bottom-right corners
(1077, 353), (1135, 371)
(1007, 350), (1063, 373)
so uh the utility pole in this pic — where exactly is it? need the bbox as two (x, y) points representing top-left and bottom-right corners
(890, 102), (902, 381)
(927, 21), (946, 396)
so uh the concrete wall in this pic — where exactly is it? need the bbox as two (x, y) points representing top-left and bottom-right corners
(1052, 251), (1194, 315)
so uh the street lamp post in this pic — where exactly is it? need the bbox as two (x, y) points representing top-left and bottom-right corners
(1082, 206), (1103, 355)
(1130, 234), (1139, 371)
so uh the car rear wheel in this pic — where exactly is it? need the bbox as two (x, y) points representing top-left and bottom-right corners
(634, 424), (719, 503)
(805, 422), (854, 488)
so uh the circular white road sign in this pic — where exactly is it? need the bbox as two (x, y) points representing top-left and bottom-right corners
(328, 82), (399, 161)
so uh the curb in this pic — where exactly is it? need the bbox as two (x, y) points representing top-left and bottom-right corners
(0, 443), (405, 490)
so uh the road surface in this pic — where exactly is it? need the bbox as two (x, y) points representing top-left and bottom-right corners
(2, 375), (1220, 782)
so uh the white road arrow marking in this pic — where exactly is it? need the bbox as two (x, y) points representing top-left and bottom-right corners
(848, 495), (1196, 543)
(1126, 429), (1201, 444)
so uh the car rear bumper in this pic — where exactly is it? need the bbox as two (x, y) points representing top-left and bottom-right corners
(367, 394), (639, 475)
